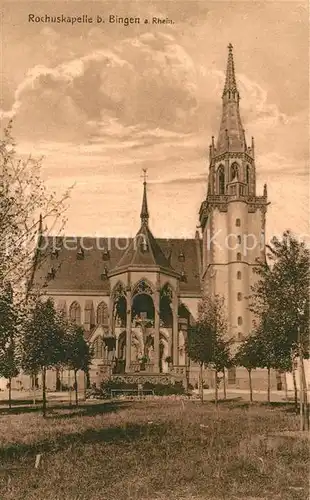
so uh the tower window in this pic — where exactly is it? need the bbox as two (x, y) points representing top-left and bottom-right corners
(238, 316), (243, 325)
(236, 218), (241, 227)
(237, 271), (242, 280)
(237, 292), (242, 301)
(237, 235), (241, 244)
(237, 332), (243, 341)
(218, 165), (225, 194)
(246, 165), (250, 184)
(237, 252), (241, 261)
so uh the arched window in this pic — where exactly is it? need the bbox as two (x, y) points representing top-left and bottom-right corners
(237, 332), (243, 341)
(97, 302), (108, 325)
(237, 235), (241, 244)
(237, 252), (241, 261)
(218, 165), (225, 194)
(230, 162), (239, 181)
(238, 316), (243, 325)
(93, 337), (103, 359)
(237, 271), (242, 280)
(237, 292), (242, 301)
(246, 165), (250, 184)
(236, 218), (241, 227)
(69, 301), (81, 324)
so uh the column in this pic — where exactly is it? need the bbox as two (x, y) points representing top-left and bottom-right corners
(108, 297), (114, 333)
(115, 336), (119, 359)
(125, 291), (132, 372)
(154, 291), (160, 372)
(172, 293), (178, 366)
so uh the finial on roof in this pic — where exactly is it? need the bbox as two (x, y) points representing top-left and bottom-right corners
(140, 168), (149, 226)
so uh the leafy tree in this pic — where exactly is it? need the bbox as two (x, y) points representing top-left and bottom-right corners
(250, 231), (309, 358)
(250, 231), (309, 423)
(21, 298), (66, 417)
(0, 122), (71, 303)
(0, 282), (19, 408)
(64, 323), (92, 406)
(187, 295), (229, 404)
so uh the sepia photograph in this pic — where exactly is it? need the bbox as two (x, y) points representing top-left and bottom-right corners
(0, 0), (309, 499)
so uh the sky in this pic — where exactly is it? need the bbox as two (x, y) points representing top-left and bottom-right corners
(1, 0), (309, 244)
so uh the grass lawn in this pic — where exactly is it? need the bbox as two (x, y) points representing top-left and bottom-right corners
(0, 398), (308, 500)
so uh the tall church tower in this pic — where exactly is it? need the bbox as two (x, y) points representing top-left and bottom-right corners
(199, 44), (268, 343)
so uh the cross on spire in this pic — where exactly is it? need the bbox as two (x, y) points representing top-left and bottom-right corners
(141, 168), (148, 184)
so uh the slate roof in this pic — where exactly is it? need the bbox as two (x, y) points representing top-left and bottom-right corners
(111, 224), (175, 273)
(36, 235), (202, 295)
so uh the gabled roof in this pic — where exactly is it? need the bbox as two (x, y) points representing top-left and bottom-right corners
(35, 236), (202, 295)
(35, 174), (203, 296)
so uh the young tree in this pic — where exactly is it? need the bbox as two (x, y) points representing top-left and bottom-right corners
(212, 336), (232, 403)
(234, 335), (262, 403)
(0, 282), (19, 408)
(187, 295), (229, 404)
(64, 323), (92, 406)
(250, 231), (309, 425)
(21, 298), (66, 417)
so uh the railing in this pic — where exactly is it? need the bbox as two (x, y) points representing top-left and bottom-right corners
(110, 389), (155, 398)
(129, 362), (155, 373)
(171, 366), (187, 376)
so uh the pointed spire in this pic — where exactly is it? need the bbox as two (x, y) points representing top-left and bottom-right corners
(216, 44), (245, 154)
(223, 43), (238, 97)
(140, 169), (149, 226)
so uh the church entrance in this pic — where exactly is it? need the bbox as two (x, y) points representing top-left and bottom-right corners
(131, 293), (155, 365)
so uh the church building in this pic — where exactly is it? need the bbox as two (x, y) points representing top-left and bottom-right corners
(36, 45), (269, 389)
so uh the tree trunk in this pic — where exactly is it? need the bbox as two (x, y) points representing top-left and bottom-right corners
(300, 356), (309, 431)
(292, 366), (298, 412)
(214, 370), (218, 407)
(223, 369), (227, 400)
(8, 378), (12, 409)
(55, 368), (61, 391)
(84, 372), (87, 401)
(200, 363), (204, 403)
(74, 370), (78, 407)
(267, 366), (271, 403)
(42, 367), (47, 418)
(283, 372), (288, 401)
(248, 369), (253, 403)
(32, 375), (36, 406)
(68, 370), (72, 406)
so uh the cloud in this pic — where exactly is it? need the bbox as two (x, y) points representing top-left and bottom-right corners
(2, 32), (199, 143)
